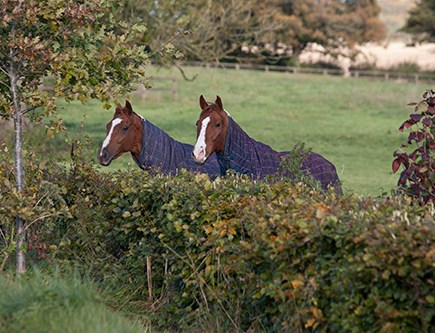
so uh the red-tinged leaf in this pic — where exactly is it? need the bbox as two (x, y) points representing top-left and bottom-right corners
(399, 120), (414, 132)
(392, 159), (401, 173)
(410, 113), (422, 122)
(399, 173), (407, 185)
(427, 106), (435, 114)
(422, 118), (432, 127)
(430, 142), (435, 149)
(407, 132), (416, 144)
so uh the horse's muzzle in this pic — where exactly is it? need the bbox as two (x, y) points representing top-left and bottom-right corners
(98, 148), (112, 166)
(192, 151), (207, 165)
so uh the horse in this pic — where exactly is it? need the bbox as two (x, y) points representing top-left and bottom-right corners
(192, 95), (342, 194)
(98, 100), (221, 177)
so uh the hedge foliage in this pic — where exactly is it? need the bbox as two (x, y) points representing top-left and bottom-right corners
(0, 146), (434, 332)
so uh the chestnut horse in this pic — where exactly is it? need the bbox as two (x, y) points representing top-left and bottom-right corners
(193, 95), (342, 194)
(99, 100), (221, 176)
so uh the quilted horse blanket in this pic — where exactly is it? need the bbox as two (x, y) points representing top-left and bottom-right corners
(133, 118), (221, 177)
(218, 117), (342, 194)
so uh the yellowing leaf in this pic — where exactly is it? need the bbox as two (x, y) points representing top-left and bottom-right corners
(304, 317), (316, 328)
(132, 211), (141, 218)
(310, 306), (323, 320)
(204, 226), (213, 234)
(290, 279), (304, 289)
(415, 101), (428, 112)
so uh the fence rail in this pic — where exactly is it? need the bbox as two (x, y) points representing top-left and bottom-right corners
(181, 61), (435, 84)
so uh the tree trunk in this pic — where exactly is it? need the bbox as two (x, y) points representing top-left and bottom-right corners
(9, 51), (26, 274)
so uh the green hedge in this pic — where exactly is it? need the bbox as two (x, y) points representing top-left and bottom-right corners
(0, 150), (434, 332)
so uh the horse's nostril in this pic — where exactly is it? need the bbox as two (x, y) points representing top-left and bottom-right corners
(101, 149), (108, 160)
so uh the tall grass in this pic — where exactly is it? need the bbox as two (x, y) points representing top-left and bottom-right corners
(0, 270), (147, 333)
(4, 66), (427, 195)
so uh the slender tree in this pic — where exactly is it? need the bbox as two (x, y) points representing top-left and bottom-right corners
(0, 0), (153, 274)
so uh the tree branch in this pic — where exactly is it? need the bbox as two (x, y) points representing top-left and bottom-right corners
(175, 63), (198, 82)
(0, 253), (10, 272)
(20, 104), (41, 116)
(0, 64), (10, 77)
(0, 112), (11, 118)
(0, 79), (11, 91)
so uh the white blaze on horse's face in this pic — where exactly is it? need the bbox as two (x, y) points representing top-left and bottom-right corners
(193, 116), (211, 164)
(100, 117), (122, 157)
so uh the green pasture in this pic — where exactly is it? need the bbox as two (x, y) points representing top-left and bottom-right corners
(21, 66), (428, 195)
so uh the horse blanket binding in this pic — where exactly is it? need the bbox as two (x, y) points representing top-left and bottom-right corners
(133, 118), (221, 177)
(220, 117), (342, 194)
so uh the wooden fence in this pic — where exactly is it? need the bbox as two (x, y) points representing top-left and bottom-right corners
(181, 61), (435, 85)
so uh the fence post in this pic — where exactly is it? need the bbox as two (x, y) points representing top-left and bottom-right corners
(265, 65), (269, 72)
(137, 84), (147, 101)
(384, 73), (389, 81)
(414, 74), (419, 84)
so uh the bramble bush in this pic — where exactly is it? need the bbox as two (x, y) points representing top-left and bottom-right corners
(0, 146), (434, 332)
(393, 89), (435, 203)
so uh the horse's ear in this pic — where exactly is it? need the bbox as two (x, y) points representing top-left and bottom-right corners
(215, 95), (223, 110)
(115, 103), (123, 112)
(199, 95), (208, 110)
(125, 100), (133, 115)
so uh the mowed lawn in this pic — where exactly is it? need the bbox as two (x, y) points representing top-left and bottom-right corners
(31, 66), (427, 195)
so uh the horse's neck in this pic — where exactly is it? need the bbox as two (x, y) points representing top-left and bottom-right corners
(135, 118), (182, 170)
(220, 117), (280, 176)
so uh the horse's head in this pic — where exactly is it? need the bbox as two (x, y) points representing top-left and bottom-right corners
(98, 100), (141, 166)
(193, 95), (229, 165)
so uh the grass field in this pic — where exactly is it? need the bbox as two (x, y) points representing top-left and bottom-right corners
(12, 66), (429, 195)
(0, 271), (145, 333)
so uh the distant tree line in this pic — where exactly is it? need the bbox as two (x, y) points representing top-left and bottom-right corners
(121, 0), (387, 65)
(402, 0), (435, 44)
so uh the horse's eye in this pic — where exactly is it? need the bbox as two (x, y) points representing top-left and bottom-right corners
(216, 123), (221, 128)
(123, 126), (129, 131)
